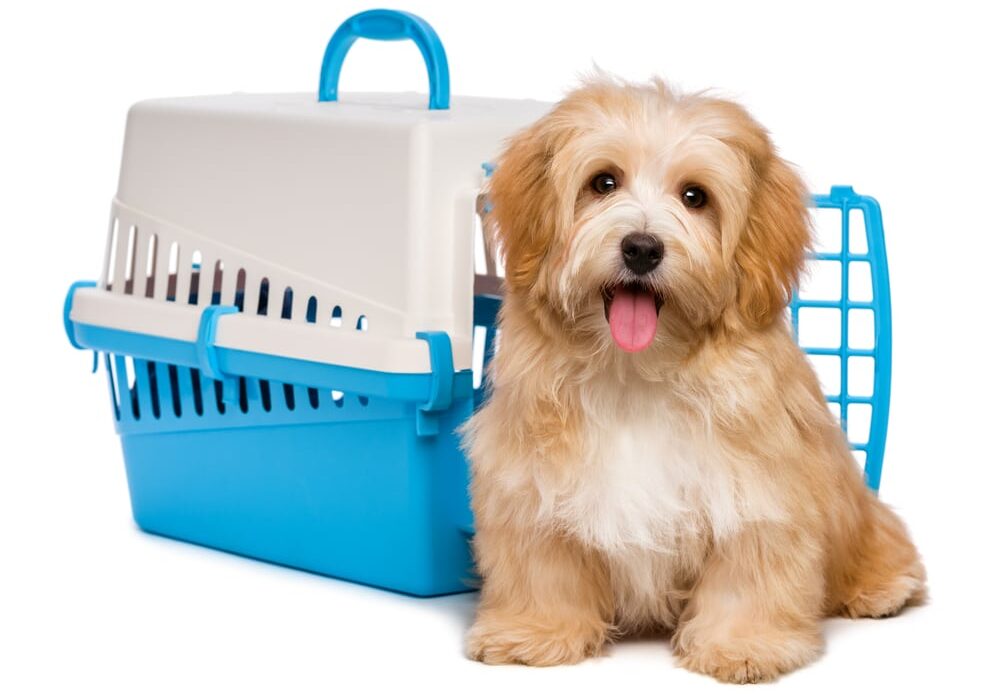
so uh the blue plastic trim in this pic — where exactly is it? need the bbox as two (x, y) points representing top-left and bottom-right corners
(70, 321), (472, 407)
(318, 9), (450, 110)
(195, 305), (239, 381)
(791, 186), (891, 492)
(195, 305), (241, 403)
(480, 162), (495, 213)
(64, 280), (96, 350)
(64, 280), (99, 372)
(414, 331), (455, 436)
(415, 332), (455, 412)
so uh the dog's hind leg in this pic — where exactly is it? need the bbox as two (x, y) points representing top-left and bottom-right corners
(833, 496), (927, 619)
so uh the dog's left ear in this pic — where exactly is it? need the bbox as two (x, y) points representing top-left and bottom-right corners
(733, 154), (811, 327)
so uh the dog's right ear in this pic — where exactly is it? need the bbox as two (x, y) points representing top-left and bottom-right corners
(487, 115), (572, 294)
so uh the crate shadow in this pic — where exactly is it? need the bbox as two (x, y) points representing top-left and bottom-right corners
(134, 524), (482, 624)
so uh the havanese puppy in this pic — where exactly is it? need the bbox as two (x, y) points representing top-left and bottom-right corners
(463, 77), (926, 683)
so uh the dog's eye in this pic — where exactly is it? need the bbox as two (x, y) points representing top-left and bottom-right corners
(681, 185), (708, 209)
(591, 173), (618, 195)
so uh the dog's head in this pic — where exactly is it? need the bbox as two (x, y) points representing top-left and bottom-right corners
(488, 77), (810, 355)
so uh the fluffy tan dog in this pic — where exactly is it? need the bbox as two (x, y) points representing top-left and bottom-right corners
(463, 77), (925, 683)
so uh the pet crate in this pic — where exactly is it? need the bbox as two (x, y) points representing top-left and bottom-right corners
(63, 9), (892, 597)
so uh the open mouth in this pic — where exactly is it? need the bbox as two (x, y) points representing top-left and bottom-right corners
(602, 282), (664, 353)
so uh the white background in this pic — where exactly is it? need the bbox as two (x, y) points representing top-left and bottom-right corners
(2, 1), (998, 697)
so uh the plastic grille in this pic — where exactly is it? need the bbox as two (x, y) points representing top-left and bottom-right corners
(791, 186), (891, 491)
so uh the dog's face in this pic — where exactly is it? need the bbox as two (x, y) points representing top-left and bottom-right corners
(488, 79), (810, 354)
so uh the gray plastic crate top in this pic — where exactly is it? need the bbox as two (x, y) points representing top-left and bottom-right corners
(76, 83), (548, 375)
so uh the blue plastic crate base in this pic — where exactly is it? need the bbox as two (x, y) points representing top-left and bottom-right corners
(93, 344), (478, 597)
(64, 286), (482, 596)
(121, 388), (475, 596)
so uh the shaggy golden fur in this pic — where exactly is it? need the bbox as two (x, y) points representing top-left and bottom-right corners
(463, 77), (925, 683)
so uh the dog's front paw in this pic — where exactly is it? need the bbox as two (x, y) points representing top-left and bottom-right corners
(466, 613), (607, 666)
(677, 648), (780, 684)
(674, 627), (822, 684)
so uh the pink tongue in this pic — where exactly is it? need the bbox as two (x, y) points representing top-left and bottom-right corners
(609, 285), (659, 352)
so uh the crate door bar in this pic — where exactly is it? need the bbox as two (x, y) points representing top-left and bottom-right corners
(856, 194), (891, 492)
(804, 186), (891, 492)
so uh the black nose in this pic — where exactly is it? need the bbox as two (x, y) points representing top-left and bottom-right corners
(620, 232), (664, 275)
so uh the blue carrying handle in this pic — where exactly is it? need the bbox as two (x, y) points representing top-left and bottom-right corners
(318, 9), (450, 110)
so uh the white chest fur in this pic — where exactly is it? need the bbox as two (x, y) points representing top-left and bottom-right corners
(540, 388), (785, 556)
(533, 387), (787, 627)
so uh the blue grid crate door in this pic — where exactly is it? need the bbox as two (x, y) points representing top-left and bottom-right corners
(791, 186), (891, 492)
